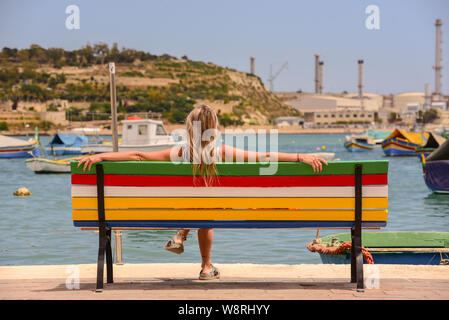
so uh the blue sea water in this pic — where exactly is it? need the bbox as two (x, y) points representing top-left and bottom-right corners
(0, 134), (448, 266)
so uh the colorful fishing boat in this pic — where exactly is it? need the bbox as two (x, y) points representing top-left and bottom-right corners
(0, 135), (39, 158)
(45, 133), (90, 156)
(381, 129), (428, 156)
(308, 232), (449, 265)
(25, 156), (83, 173)
(344, 135), (375, 152)
(422, 138), (449, 193)
(416, 132), (447, 161)
(363, 130), (391, 145)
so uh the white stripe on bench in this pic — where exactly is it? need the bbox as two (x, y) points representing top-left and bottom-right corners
(71, 185), (388, 198)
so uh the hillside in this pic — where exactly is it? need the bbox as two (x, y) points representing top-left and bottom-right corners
(0, 44), (299, 127)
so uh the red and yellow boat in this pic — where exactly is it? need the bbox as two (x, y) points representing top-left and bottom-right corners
(382, 129), (428, 156)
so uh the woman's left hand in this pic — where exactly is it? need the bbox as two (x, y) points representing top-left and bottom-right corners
(298, 154), (328, 173)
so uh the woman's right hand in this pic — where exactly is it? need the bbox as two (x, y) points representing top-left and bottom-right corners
(298, 154), (328, 173)
(77, 154), (103, 172)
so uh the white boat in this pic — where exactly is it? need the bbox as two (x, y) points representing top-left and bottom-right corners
(71, 127), (101, 136)
(81, 118), (177, 154)
(25, 156), (83, 173)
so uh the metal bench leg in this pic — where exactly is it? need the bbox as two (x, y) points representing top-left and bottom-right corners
(351, 164), (364, 292)
(95, 164), (113, 292)
(106, 229), (114, 284)
(96, 228), (106, 292)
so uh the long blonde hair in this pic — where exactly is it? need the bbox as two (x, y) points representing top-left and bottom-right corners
(185, 104), (219, 186)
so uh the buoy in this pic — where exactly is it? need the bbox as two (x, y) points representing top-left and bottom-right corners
(14, 187), (33, 196)
(321, 145), (326, 150)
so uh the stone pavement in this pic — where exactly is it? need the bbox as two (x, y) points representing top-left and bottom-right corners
(0, 263), (448, 300)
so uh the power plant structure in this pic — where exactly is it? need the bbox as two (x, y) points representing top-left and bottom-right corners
(433, 19), (443, 102)
(250, 56), (255, 75)
(268, 61), (288, 92)
(424, 83), (432, 109)
(318, 61), (324, 94)
(358, 59), (364, 110)
(314, 54), (320, 93)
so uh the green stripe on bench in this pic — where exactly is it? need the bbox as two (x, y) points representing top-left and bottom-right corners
(70, 160), (389, 176)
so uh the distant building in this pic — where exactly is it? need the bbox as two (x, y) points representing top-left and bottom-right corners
(303, 109), (375, 127)
(393, 92), (425, 112)
(430, 101), (447, 111)
(285, 94), (376, 127)
(274, 116), (304, 126)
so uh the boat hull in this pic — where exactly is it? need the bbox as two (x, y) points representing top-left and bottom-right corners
(319, 251), (448, 265)
(416, 148), (435, 162)
(344, 142), (374, 152)
(25, 158), (72, 173)
(0, 144), (39, 158)
(424, 160), (449, 193)
(45, 146), (83, 156)
(312, 232), (449, 265)
(382, 138), (418, 156)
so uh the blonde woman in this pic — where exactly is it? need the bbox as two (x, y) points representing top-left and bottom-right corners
(78, 104), (327, 280)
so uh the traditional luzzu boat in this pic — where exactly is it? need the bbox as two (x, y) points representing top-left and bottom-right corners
(416, 132), (447, 162)
(0, 134), (39, 158)
(363, 130), (391, 145)
(422, 138), (449, 193)
(381, 129), (428, 156)
(45, 133), (90, 156)
(308, 232), (449, 265)
(25, 156), (88, 174)
(344, 135), (375, 152)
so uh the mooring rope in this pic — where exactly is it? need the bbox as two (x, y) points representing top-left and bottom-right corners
(307, 241), (374, 264)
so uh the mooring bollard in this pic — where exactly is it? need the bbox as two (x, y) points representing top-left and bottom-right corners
(114, 231), (123, 265)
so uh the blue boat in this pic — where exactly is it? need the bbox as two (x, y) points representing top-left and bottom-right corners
(309, 232), (449, 265)
(45, 133), (88, 156)
(362, 130), (391, 145)
(0, 135), (39, 158)
(344, 135), (375, 152)
(422, 138), (449, 193)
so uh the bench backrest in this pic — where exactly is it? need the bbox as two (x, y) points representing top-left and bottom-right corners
(70, 160), (388, 229)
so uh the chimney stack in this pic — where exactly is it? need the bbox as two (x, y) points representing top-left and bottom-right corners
(314, 54), (320, 94)
(425, 83), (432, 109)
(319, 61), (324, 94)
(358, 60), (364, 110)
(250, 56), (255, 75)
(434, 19), (443, 101)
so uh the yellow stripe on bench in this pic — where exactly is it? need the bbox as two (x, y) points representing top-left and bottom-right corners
(72, 209), (388, 221)
(72, 197), (388, 210)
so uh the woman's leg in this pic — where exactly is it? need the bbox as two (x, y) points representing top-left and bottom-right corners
(198, 228), (214, 274)
(173, 229), (190, 245)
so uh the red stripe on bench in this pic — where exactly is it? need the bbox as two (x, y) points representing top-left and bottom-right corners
(71, 174), (388, 187)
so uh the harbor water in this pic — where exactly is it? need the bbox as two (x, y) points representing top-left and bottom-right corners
(1, 134), (448, 266)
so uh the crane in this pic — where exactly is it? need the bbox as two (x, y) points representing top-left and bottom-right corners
(268, 61), (288, 91)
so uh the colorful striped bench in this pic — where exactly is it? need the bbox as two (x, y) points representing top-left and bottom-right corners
(71, 160), (389, 292)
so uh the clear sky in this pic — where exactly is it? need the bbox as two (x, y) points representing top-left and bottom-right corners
(1, 0), (448, 95)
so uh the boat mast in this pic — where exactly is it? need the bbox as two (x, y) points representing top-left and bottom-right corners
(109, 62), (118, 152)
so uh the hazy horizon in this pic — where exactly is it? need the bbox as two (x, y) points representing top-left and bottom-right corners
(1, 0), (449, 95)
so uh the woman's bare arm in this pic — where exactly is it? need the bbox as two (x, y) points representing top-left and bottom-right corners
(221, 145), (327, 173)
(77, 148), (174, 172)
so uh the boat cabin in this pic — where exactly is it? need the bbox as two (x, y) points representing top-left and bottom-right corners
(121, 119), (173, 146)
